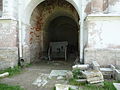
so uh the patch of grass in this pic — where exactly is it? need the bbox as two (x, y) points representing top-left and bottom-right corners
(53, 87), (56, 90)
(72, 69), (84, 79)
(25, 63), (32, 67)
(69, 78), (86, 86)
(0, 83), (23, 90)
(0, 66), (22, 77)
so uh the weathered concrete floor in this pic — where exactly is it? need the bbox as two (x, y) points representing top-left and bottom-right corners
(0, 60), (74, 90)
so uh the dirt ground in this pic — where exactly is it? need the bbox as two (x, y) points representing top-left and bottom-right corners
(0, 60), (74, 90)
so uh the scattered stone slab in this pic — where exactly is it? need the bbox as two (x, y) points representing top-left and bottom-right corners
(32, 73), (50, 87)
(113, 83), (120, 90)
(0, 72), (9, 78)
(72, 64), (89, 70)
(55, 84), (79, 90)
(50, 70), (69, 77)
(82, 70), (104, 84)
(65, 71), (73, 80)
(92, 61), (100, 70)
(55, 84), (69, 90)
(69, 85), (79, 90)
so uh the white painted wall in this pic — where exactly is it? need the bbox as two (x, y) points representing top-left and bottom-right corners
(87, 16), (120, 49)
(108, 0), (120, 14)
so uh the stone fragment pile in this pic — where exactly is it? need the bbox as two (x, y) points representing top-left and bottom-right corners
(82, 70), (104, 84)
(72, 61), (104, 84)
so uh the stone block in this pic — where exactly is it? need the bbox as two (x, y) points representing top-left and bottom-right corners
(115, 69), (120, 81)
(113, 83), (120, 90)
(92, 61), (100, 70)
(55, 84), (69, 90)
(82, 70), (104, 84)
(100, 68), (113, 79)
(0, 72), (9, 78)
(65, 71), (73, 80)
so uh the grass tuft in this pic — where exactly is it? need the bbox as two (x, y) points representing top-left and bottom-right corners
(0, 66), (22, 77)
(0, 83), (24, 90)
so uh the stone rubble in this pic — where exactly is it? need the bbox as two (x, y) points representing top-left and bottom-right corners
(100, 67), (113, 79)
(32, 73), (50, 87)
(65, 71), (73, 80)
(82, 70), (104, 84)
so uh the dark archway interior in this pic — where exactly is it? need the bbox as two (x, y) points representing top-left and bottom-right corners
(46, 16), (79, 58)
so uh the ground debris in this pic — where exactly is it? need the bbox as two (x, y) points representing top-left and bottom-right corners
(0, 72), (9, 78)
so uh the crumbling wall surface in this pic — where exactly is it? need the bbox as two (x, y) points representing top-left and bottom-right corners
(85, 16), (120, 66)
(0, 20), (18, 70)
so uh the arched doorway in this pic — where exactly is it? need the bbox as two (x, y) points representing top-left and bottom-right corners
(44, 16), (79, 59)
(25, 0), (80, 62)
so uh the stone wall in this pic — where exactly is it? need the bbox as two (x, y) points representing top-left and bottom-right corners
(84, 48), (120, 66)
(0, 47), (18, 70)
(0, 20), (18, 70)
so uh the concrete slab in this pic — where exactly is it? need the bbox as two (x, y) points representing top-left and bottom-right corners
(100, 68), (113, 72)
(113, 83), (120, 90)
(50, 70), (69, 77)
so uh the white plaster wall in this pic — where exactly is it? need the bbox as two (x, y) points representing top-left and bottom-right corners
(1, 0), (18, 19)
(87, 16), (120, 49)
(108, 0), (120, 14)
